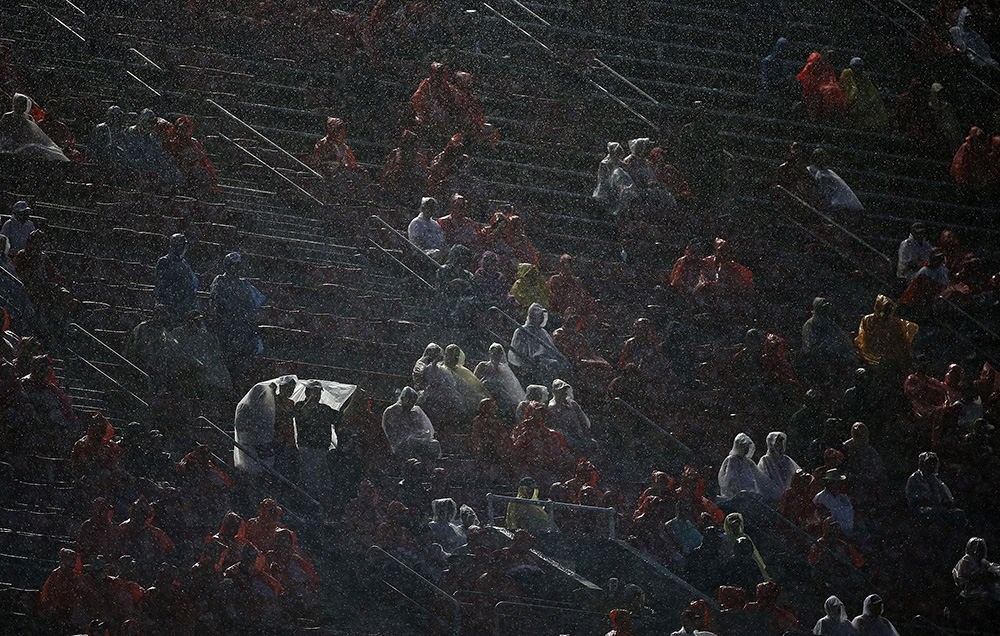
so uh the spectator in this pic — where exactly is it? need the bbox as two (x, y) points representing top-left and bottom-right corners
(435, 193), (480, 248)
(209, 252), (265, 363)
(39, 549), (100, 631)
(606, 608), (635, 636)
(70, 413), (123, 478)
(510, 401), (573, 475)
(413, 343), (461, 427)
(473, 343), (525, 419)
(36, 100), (82, 162)
(854, 295), (917, 369)
(897, 223), (933, 282)
(808, 148), (864, 213)
(267, 528), (319, 612)
(553, 313), (613, 395)
(470, 397), (512, 465)
(949, 7), (998, 68)
(757, 431), (801, 502)
(14, 230), (77, 327)
(953, 537), (1000, 600)
(165, 116), (218, 192)
(546, 379), (595, 452)
(760, 37), (799, 105)
(382, 129), (428, 205)
(408, 197), (447, 261)
(743, 581), (799, 634)
(905, 451), (964, 525)
(801, 297), (856, 376)
(548, 254), (599, 318)
(779, 469), (822, 534)
(0, 93), (68, 161)
(1, 200), (34, 256)
(722, 513), (770, 581)
(245, 499), (289, 554)
(428, 498), (466, 551)
(812, 595), (857, 635)
(473, 251), (510, 302)
(436, 244), (474, 287)
(374, 501), (420, 561)
(441, 344), (488, 422)
(593, 142), (627, 205)
(838, 58), (887, 130)
(850, 594), (900, 636)
(950, 126), (994, 193)
(295, 380), (339, 488)
(509, 263), (552, 312)
(382, 386), (441, 460)
(87, 105), (129, 166)
(155, 233), (199, 327)
(774, 142), (820, 206)
(813, 469), (859, 538)
(411, 62), (463, 135)
(310, 116), (363, 182)
(670, 241), (710, 297)
(427, 134), (470, 197)
(509, 303), (572, 387)
(718, 433), (764, 498)
(76, 497), (119, 562)
(123, 108), (183, 185)
(341, 480), (384, 555)
(796, 52), (846, 119)
(695, 238), (754, 309)
(116, 498), (175, 578)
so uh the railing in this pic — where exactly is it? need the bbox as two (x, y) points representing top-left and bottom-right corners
(217, 132), (325, 206)
(67, 322), (150, 380)
(610, 537), (719, 608)
(369, 214), (444, 272)
(486, 492), (617, 538)
(494, 600), (605, 636)
(66, 349), (149, 409)
(367, 545), (462, 636)
(365, 238), (436, 291)
(612, 397), (694, 459)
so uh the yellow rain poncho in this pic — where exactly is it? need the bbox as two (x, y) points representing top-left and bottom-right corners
(839, 59), (888, 130)
(505, 481), (553, 533)
(510, 263), (552, 312)
(854, 295), (918, 366)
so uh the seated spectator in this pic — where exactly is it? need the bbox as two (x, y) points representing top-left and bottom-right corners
(899, 250), (953, 307)
(779, 469), (822, 534)
(505, 476), (554, 533)
(14, 230), (77, 327)
(757, 431), (801, 502)
(851, 594), (900, 636)
(117, 497), (175, 578)
(474, 343), (525, 419)
(382, 129), (428, 205)
(808, 149), (864, 213)
(774, 142), (820, 206)
(841, 422), (884, 509)
(548, 254), (599, 318)
(906, 451), (964, 525)
(694, 238), (754, 310)
(413, 343), (461, 427)
(452, 71), (497, 147)
(813, 469), (860, 538)
(928, 83), (964, 150)
(949, 7), (998, 68)
(634, 471), (676, 522)
(473, 251), (511, 302)
(441, 344), (489, 422)
(546, 379), (595, 452)
(631, 495), (683, 564)
(553, 314), (612, 393)
(209, 252), (265, 364)
(624, 137), (675, 206)
(428, 498), (467, 551)
(70, 412), (123, 478)
(665, 500), (703, 556)
(87, 105), (129, 166)
(838, 58), (887, 130)
(374, 500), (420, 561)
(897, 222), (933, 282)
(593, 142), (627, 205)
(510, 401), (573, 475)
(77, 497), (119, 563)
(606, 608), (635, 636)
(470, 398), (512, 465)
(722, 513), (771, 581)
(760, 37), (799, 105)
(437, 244), (474, 288)
(411, 62), (464, 136)
(809, 520), (864, 585)
(509, 303), (572, 387)
(854, 295), (917, 370)
(155, 233), (199, 327)
(812, 595), (857, 636)
(649, 146), (691, 199)
(208, 512), (249, 570)
(170, 310), (233, 395)
(223, 544), (283, 627)
(407, 198), (450, 265)
(484, 213), (537, 270)
(676, 467), (724, 524)
(435, 193), (480, 248)
(670, 603), (714, 636)
(510, 263), (552, 312)
(245, 499), (289, 554)
(895, 78), (935, 141)
(39, 548), (100, 631)
(427, 134), (470, 197)
(267, 527), (319, 613)
(811, 448), (846, 494)
(801, 297), (856, 378)
(743, 581), (799, 634)
(310, 117), (364, 182)
(382, 386), (441, 459)
(0, 92), (68, 161)
(718, 433), (764, 498)
(950, 126), (994, 193)
(619, 317), (671, 384)
(174, 444), (233, 523)
(552, 458), (603, 505)
(796, 52), (846, 120)
(123, 108), (183, 185)
(36, 100), (82, 162)
(904, 359), (957, 428)
(953, 537), (1000, 600)
(669, 241), (710, 297)
(342, 480), (384, 555)
(1, 200), (34, 258)
(165, 116), (218, 192)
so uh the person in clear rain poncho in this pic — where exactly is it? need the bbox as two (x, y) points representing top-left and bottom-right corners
(413, 343), (461, 427)
(441, 344), (489, 424)
(950, 7), (998, 69)
(0, 93), (68, 162)
(546, 379), (596, 452)
(718, 433), (764, 499)
(593, 142), (627, 205)
(509, 303), (572, 387)
(474, 343), (526, 419)
(233, 381), (278, 473)
(408, 197), (447, 262)
(808, 149), (863, 213)
(428, 498), (467, 552)
(382, 386), (441, 460)
(813, 595), (857, 636)
(87, 105), (129, 166)
(953, 537), (1000, 600)
(851, 594), (900, 636)
(515, 384), (549, 425)
(757, 431), (801, 502)
(623, 137), (676, 208)
(210, 252), (265, 362)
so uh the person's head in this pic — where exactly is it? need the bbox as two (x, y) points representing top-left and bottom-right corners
(731, 433), (755, 459)
(257, 498), (281, 522)
(628, 138), (652, 159)
(928, 250), (945, 269)
(772, 37), (788, 58)
(713, 237), (732, 261)
(966, 537), (987, 560)
(754, 581), (780, 607)
(105, 105), (124, 128)
(443, 344), (462, 368)
(11, 93), (30, 117)
(812, 296), (831, 318)
(863, 594), (884, 617)
(632, 317), (653, 340)
(92, 497), (113, 525)
(849, 56), (864, 70)
(173, 116), (195, 139)
(525, 302), (548, 328)
(551, 378), (571, 404)
(167, 233), (188, 259)
(873, 294), (896, 319)
(918, 451), (939, 474)
(325, 116), (346, 139)
(823, 447), (845, 468)
(418, 196), (438, 220)
(608, 141), (626, 162)
(488, 342), (506, 364)
(58, 548), (79, 571)
(623, 583), (645, 610)
(558, 253), (574, 276)
(449, 193), (467, 219)
(517, 476), (538, 498)
(223, 251), (242, 276)
(421, 342), (443, 363)
(790, 468), (813, 493)
(429, 61), (447, 82)
(136, 108), (156, 131)
(717, 585), (746, 610)
(275, 375), (296, 398)
(811, 147), (829, 168)
(725, 512), (745, 536)
(766, 431), (787, 456)
(524, 384), (549, 403)
(680, 606), (703, 632)
(825, 595), (847, 622)
(911, 222), (928, 242)
(431, 498), (458, 524)
(477, 398), (497, 419)
(11, 200), (30, 223)
(304, 380), (323, 403)
(822, 469), (847, 492)
(398, 386), (419, 412)
(220, 511), (243, 538)
(850, 421), (870, 446)
(788, 141), (803, 161)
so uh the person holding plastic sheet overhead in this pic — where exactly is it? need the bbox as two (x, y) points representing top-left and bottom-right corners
(838, 58), (888, 130)
(233, 380), (280, 474)
(295, 380), (342, 491)
(382, 386), (441, 460)
(474, 343), (526, 420)
(0, 93), (68, 161)
(509, 303), (572, 388)
(546, 379), (596, 453)
(210, 252), (265, 365)
(808, 149), (863, 213)
(718, 433), (764, 499)
(797, 52), (846, 120)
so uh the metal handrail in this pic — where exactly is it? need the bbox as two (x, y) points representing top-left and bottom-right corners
(206, 99), (325, 180)
(67, 347), (149, 408)
(0, 263), (25, 289)
(367, 545), (462, 636)
(610, 537), (719, 608)
(67, 322), (150, 380)
(493, 600), (604, 636)
(486, 492), (617, 538)
(612, 397), (693, 458)
(369, 214), (443, 271)
(196, 415), (323, 510)
(366, 238), (436, 291)
(217, 132), (325, 206)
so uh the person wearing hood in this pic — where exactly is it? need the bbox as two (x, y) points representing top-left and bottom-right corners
(124, 108), (183, 185)
(435, 192), (480, 248)
(1, 200), (35, 257)
(695, 238), (754, 310)
(413, 343), (462, 427)
(797, 51), (846, 119)
(267, 527), (320, 612)
(411, 62), (464, 135)
(70, 412), (123, 478)
(515, 384), (550, 425)
(669, 241), (711, 297)
(808, 148), (864, 213)
(760, 37), (800, 105)
(474, 250), (511, 302)
(408, 197), (448, 261)
(851, 594), (900, 636)
(905, 451), (964, 526)
(76, 497), (119, 563)
(723, 512), (771, 581)
(375, 500), (421, 561)
(949, 7), (998, 69)
(757, 431), (801, 502)
(155, 233), (199, 327)
(166, 115), (217, 192)
(838, 58), (887, 130)
(594, 142), (627, 205)
(310, 116), (363, 180)
(813, 595), (858, 635)
(606, 608), (636, 636)
(245, 498), (290, 554)
(382, 386), (441, 459)
(744, 581), (799, 634)
(546, 379), (595, 452)
(510, 401), (573, 475)
(0, 92), (68, 161)
(170, 310), (233, 396)
(117, 497), (175, 578)
(428, 498), (467, 551)
(210, 252), (265, 363)
(474, 343), (525, 419)
(854, 295), (917, 369)
(841, 422), (885, 509)
(953, 537), (1000, 600)
(382, 128), (428, 205)
(341, 479), (384, 555)
(427, 134), (472, 197)
(780, 469), (822, 534)
(718, 433), (764, 499)
(548, 253), (600, 319)
(39, 548), (101, 631)
(553, 313), (612, 396)
(624, 137), (677, 208)
(509, 303), (572, 386)
(510, 263), (552, 313)
(505, 476), (554, 533)
(87, 104), (129, 165)
(442, 343), (489, 423)
(470, 398), (513, 466)
(951, 126), (994, 192)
